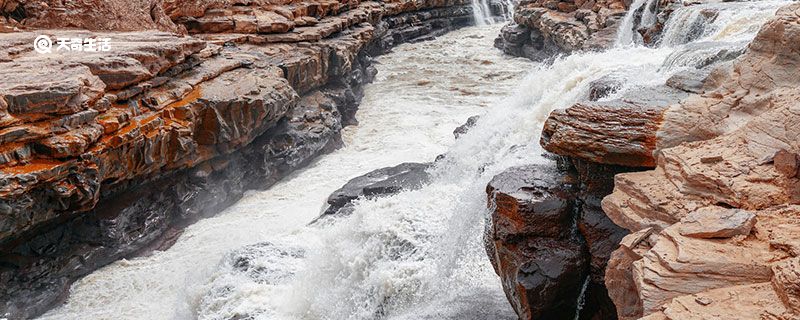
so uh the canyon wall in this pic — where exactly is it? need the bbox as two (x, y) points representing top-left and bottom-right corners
(0, 0), (477, 318)
(485, 2), (800, 320)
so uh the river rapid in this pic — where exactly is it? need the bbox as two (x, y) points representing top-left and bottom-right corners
(41, 24), (532, 320)
(41, 0), (791, 318)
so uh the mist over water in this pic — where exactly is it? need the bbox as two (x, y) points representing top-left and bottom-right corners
(40, 1), (790, 319)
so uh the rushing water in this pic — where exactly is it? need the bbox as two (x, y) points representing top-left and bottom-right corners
(41, 25), (533, 320)
(472, 0), (514, 26)
(41, 1), (790, 319)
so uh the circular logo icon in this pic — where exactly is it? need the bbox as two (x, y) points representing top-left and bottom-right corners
(33, 35), (53, 54)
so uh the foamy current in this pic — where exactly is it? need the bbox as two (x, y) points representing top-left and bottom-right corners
(40, 1), (790, 319)
(41, 25), (532, 320)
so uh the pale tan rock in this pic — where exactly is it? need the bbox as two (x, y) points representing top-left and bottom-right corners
(678, 207), (756, 239)
(772, 258), (800, 314)
(603, 4), (800, 318)
(661, 283), (790, 320)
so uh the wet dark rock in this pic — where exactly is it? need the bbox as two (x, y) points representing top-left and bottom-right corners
(453, 115), (480, 138)
(486, 157), (635, 320)
(323, 162), (432, 216)
(485, 162), (589, 319)
(587, 78), (621, 101)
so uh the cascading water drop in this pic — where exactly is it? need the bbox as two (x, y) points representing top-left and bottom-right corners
(615, 0), (660, 46)
(471, 0), (515, 26)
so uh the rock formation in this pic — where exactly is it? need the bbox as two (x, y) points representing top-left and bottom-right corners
(321, 162), (431, 216)
(485, 157), (631, 319)
(494, 0), (629, 60)
(601, 4), (800, 319)
(518, 3), (800, 319)
(0, 0), (478, 318)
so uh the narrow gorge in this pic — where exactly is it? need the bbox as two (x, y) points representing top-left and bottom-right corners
(1, 0), (799, 319)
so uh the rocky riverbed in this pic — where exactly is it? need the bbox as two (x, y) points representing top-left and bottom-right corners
(2, 0), (800, 319)
(0, 0), (490, 318)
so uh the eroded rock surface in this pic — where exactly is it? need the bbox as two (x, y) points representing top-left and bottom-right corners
(485, 162), (586, 319)
(0, 0), (478, 318)
(486, 158), (630, 319)
(494, 0), (630, 60)
(595, 5), (800, 319)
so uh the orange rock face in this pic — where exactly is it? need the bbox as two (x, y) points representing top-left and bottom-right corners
(0, 0), (477, 318)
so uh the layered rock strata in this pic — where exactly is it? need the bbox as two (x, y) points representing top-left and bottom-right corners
(0, 0), (478, 318)
(494, 0), (629, 60)
(529, 3), (800, 319)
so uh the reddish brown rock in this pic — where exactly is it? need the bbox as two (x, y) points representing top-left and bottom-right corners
(1, 0), (182, 32)
(486, 163), (588, 320)
(775, 149), (800, 178)
(541, 101), (664, 167)
(495, 0), (633, 60)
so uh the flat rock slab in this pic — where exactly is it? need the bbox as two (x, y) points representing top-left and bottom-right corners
(679, 207), (756, 239)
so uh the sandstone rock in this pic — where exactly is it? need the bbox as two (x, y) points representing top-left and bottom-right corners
(3, 0), (182, 32)
(495, 0), (629, 60)
(677, 207), (756, 239)
(775, 149), (800, 178)
(541, 100), (664, 167)
(665, 68), (709, 94)
(600, 5), (800, 318)
(772, 258), (800, 315)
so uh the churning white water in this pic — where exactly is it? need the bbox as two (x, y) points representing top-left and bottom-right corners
(40, 1), (790, 319)
(40, 25), (532, 320)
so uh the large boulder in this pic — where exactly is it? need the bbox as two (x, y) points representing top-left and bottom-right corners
(485, 163), (589, 319)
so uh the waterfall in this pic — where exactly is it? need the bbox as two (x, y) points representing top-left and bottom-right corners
(472, 0), (515, 26)
(40, 2), (792, 320)
(615, 0), (660, 46)
(659, 0), (790, 47)
(573, 276), (591, 320)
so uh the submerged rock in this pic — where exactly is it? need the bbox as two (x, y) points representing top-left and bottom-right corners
(323, 162), (432, 216)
